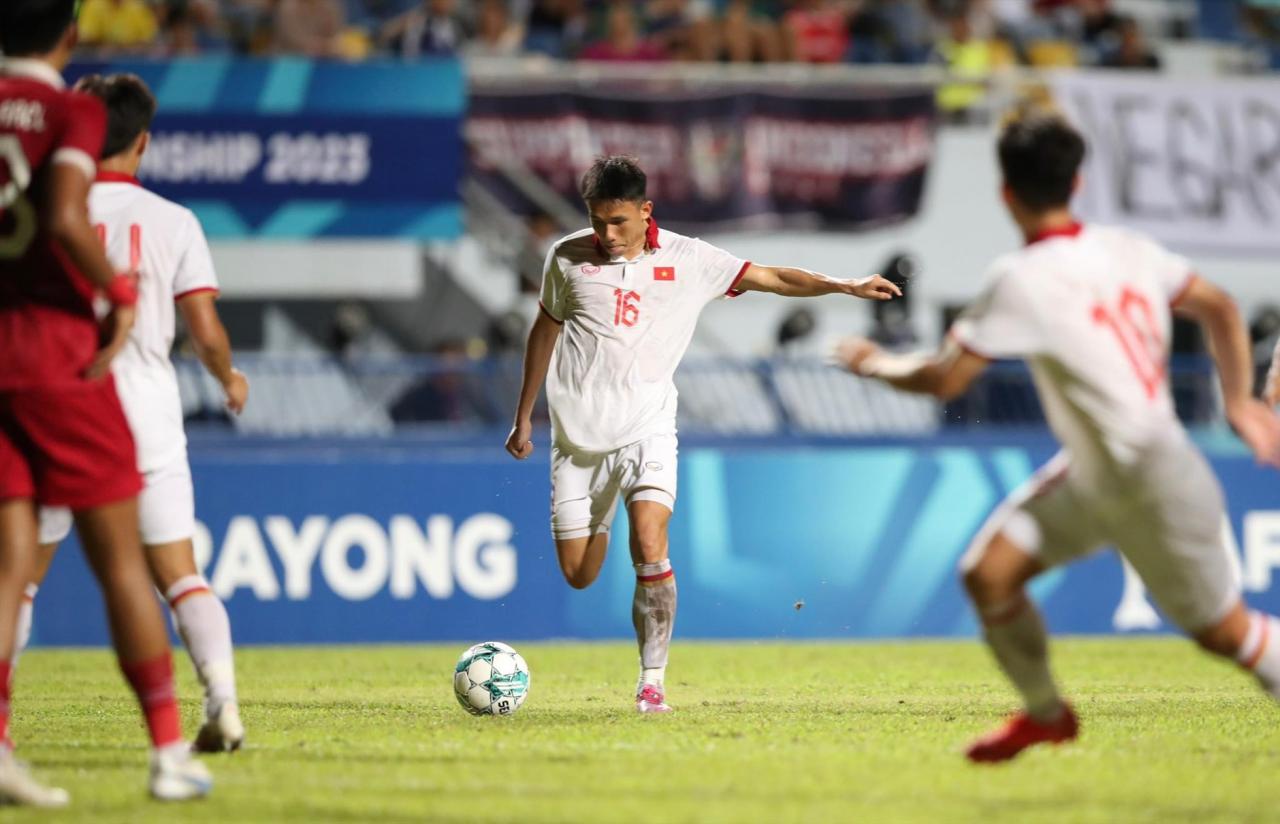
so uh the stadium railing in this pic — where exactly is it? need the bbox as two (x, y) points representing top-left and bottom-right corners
(175, 354), (1223, 439)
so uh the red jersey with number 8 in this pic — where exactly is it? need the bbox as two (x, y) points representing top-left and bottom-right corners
(0, 59), (140, 510)
(0, 60), (107, 388)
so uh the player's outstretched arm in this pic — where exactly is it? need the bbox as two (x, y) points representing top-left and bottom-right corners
(178, 292), (248, 414)
(734, 264), (902, 300)
(505, 308), (562, 460)
(832, 336), (989, 400)
(1175, 277), (1280, 466)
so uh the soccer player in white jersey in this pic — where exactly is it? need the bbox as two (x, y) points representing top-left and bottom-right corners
(26, 74), (248, 752)
(835, 110), (1280, 762)
(506, 156), (902, 713)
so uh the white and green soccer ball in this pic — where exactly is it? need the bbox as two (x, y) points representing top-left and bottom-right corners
(453, 641), (530, 716)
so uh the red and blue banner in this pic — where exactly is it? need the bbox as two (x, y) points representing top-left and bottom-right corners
(468, 82), (938, 231)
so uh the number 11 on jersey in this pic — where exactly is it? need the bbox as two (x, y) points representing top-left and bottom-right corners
(94, 222), (143, 285)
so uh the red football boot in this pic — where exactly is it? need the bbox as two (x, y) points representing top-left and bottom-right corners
(965, 705), (1079, 763)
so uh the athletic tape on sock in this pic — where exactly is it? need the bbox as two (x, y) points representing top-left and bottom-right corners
(635, 559), (674, 586)
(165, 575), (212, 608)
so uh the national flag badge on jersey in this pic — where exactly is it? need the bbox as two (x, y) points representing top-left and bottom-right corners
(654, 266), (675, 281)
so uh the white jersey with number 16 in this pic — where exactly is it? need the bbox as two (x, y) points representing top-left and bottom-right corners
(89, 173), (220, 473)
(949, 223), (1195, 485)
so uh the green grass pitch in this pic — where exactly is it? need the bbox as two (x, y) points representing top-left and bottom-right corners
(7, 638), (1279, 823)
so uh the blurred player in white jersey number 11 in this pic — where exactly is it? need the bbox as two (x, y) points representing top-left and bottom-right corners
(24, 73), (248, 753)
(836, 109), (1280, 763)
(506, 155), (901, 713)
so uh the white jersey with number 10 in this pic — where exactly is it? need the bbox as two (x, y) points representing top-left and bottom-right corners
(89, 174), (219, 473)
(948, 223), (1195, 485)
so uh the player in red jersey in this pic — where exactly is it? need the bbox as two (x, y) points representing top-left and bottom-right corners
(0, 0), (211, 804)
(837, 109), (1280, 763)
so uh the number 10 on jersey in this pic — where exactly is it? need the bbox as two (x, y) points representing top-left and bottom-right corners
(1092, 287), (1166, 400)
(614, 289), (640, 327)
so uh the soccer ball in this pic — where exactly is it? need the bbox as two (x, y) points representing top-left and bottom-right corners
(453, 641), (530, 716)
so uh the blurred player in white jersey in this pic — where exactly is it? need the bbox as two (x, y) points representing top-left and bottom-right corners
(836, 110), (1280, 762)
(26, 73), (248, 752)
(506, 156), (902, 713)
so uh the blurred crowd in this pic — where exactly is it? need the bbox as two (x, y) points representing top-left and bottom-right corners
(66, 0), (1243, 70)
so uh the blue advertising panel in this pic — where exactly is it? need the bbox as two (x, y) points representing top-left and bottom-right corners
(30, 436), (1280, 646)
(62, 59), (464, 239)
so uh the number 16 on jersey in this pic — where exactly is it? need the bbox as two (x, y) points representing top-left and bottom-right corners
(614, 289), (640, 327)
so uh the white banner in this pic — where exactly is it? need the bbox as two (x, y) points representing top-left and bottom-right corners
(1050, 72), (1280, 256)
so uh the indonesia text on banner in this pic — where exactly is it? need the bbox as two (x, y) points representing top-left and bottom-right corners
(467, 84), (937, 231)
(1050, 72), (1280, 257)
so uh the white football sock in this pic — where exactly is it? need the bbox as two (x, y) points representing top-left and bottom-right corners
(13, 584), (36, 663)
(980, 596), (1063, 722)
(633, 560), (676, 688)
(1236, 611), (1280, 701)
(165, 576), (237, 714)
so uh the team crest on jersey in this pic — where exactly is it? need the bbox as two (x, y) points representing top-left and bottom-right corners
(581, 264), (601, 276)
(654, 267), (675, 281)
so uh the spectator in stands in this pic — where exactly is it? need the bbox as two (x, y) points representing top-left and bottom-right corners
(329, 302), (373, 358)
(847, 0), (934, 64)
(579, 1), (668, 62)
(1101, 15), (1160, 70)
(932, 9), (995, 121)
(718, 0), (786, 62)
(776, 307), (816, 354)
(1250, 305), (1280, 396)
(524, 0), (589, 58)
(159, 0), (230, 55)
(869, 252), (918, 347)
(274, 0), (348, 56)
(389, 340), (490, 423)
(222, 0), (274, 54)
(352, 0), (419, 25)
(644, 0), (718, 61)
(380, 0), (475, 58)
(461, 0), (526, 57)
(519, 212), (561, 293)
(1079, 0), (1123, 42)
(77, 0), (160, 54)
(1237, 0), (1280, 70)
(782, 0), (854, 63)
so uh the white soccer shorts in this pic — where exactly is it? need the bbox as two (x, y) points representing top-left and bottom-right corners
(962, 444), (1240, 634)
(550, 434), (678, 541)
(37, 457), (197, 547)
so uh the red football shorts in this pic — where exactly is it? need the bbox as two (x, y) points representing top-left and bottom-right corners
(0, 376), (142, 509)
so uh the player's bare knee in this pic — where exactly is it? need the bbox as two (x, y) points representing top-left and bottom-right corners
(631, 529), (667, 565)
(561, 565), (597, 590)
(961, 554), (1018, 607)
